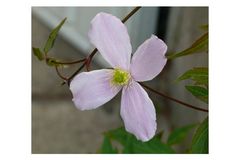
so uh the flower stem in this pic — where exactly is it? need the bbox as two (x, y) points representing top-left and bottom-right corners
(140, 83), (208, 113)
(52, 58), (86, 65)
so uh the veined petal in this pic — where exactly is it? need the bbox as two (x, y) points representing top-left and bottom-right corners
(130, 35), (167, 82)
(70, 69), (121, 110)
(88, 12), (132, 70)
(120, 81), (156, 142)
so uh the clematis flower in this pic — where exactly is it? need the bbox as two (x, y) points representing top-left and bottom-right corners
(70, 12), (167, 142)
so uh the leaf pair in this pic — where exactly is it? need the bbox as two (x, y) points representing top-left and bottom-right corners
(177, 67), (208, 104)
(32, 17), (67, 66)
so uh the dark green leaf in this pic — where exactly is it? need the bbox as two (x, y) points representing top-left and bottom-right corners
(167, 124), (197, 145)
(99, 136), (118, 154)
(167, 32), (208, 59)
(105, 127), (128, 146)
(190, 117), (208, 153)
(122, 131), (167, 153)
(185, 85), (208, 103)
(32, 47), (44, 61)
(44, 17), (67, 53)
(131, 136), (175, 153)
(105, 127), (175, 153)
(177, 67), (208, 86)
(122, 133), (134, 153)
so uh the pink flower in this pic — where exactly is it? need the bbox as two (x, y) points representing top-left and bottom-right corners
(70, 13), (167, 142)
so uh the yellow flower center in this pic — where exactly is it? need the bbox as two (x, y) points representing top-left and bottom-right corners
(112, 68), (130, 86)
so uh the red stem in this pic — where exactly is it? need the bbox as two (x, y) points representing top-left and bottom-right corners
(140, 83), (208, 112)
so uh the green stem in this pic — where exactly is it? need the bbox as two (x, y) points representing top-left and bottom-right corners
(53, 58), (86, 65)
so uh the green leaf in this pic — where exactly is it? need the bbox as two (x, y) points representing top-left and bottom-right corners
(32, 47), (44, 61)
(131, 136), (175, 153)
(105, 127), (175, 153)
(177, 67), (208, 86)
(43, 17), (67, 53)
(99, 136), (118, 154)
(105, 127), (128, 146)
(167, 124), (197, 145)
(190, 117), (208, 153)
(185, 85), (208, 103)
(167, 32), (208, 59)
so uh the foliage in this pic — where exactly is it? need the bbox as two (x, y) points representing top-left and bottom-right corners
(99, 122), (207, 154)
(32, 17), (67, 67)
(190, 117), (208, 153)
(165, 26), (209, 154)
(99, 136), (118, 153)
(177, 67), (208, 86)
(167, 32), (208, 59)
(185, 86), (208, 103)
(43, 17), (67, 54)
(167, 124), (197, 145)
(32, 47), (44, 61)
(177, 67), (208, 104)
(100, 127), (175, 154)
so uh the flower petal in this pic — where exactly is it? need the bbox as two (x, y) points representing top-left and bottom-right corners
(70, 69), (121, 110)
(130, 35), (167, 82)
(120, 81), (156, 141)
(88, 12), (132, 70)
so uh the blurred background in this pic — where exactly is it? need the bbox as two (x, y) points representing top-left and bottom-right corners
(32, 7), (208, 153)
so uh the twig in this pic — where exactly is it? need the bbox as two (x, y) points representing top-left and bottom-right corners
(122, 7), (141, 23)
(55, 66), (68, 80)
(61, 62), (86, 86)
(140, 83), (208, 112)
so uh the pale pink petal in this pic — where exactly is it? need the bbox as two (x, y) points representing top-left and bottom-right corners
(130, 35), (167, 82)
(120, 80), (156, 141)
(88, 12), (132, 70)
(70, 69), (121, 110)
